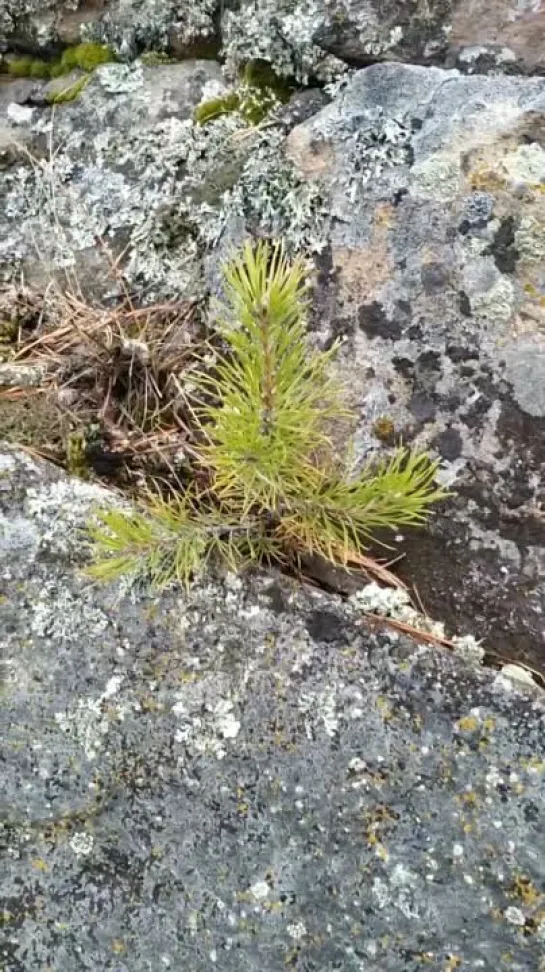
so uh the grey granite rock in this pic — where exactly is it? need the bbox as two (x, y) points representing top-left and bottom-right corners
(1, 444), (545, 972)
(284, 63), (545, 665)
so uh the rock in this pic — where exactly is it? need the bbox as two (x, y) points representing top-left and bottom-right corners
(284, 63), (545, 665)
(1, 444), (545, 971)
(1, 0), (220, 59)
(315, 0), (545, 75)
(1, 58), (545, 665)
(222, 0), (545, 79)
(0, 58), (231, 298)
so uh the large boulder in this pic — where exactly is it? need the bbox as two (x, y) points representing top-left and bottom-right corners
(315, 0), (545, 75)
(284, 63), (545, 666)
(1, 445), (545, 971)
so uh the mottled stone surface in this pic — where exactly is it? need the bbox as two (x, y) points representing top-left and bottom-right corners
(4, 0), (545, 77)
(285, 63), (545, 666)
(1, 445), (545, 972)
(1, 59), (545, 664)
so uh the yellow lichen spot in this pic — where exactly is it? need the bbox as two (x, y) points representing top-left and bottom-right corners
(376, 842), (389, 861)
(483, 717), (495, 732)
(376, 696), (393, 720)
(31, 858), (49, 872)
(468, 167), (506, 193)
(111, 940), (126, 954)
(510, 874), (542, 908)
(444, 956), (462, 971)
(521, 756), (545, 773)
(457, 716), (479, 732)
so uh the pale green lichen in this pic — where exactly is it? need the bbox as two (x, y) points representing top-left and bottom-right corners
(411, 152), (463, 201)
(221, 0), (345, 84)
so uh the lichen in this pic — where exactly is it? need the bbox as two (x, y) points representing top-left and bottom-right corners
(221, 0), (345, 84)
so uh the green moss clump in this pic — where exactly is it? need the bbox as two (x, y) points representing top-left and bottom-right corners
(60, 42), (115, 73)
(194, 59), (294, 128)
(194, 91), (240, 125)
(6, 56), (37, 78)
(29, 59), (51, 79)
(65, 430), (90, 479)
(4, 43), (114, 83)
(241, 59), (292, 101)
(46, 74), (90, 105)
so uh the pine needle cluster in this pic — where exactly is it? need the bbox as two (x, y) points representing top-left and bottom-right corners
(88, 242), (446, 588)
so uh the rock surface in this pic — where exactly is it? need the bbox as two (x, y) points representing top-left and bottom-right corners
(1, 444), (545, 971)
(1, 58), (545, 665)
(286, 63), (545, 666)
(3, 0), (545, 77)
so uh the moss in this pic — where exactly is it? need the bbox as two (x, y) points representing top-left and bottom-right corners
(46, 75), (91, 105)
(194, 91), (241, 125)
(65, 431), (90, 479)
(60, 42), (115, 73)
(29, 59), (51, 79)
(241, 59), (293, 102)
(194, 60), (293, 128)
(0, 319), (18, 346)
(4, 44), (114, 83)
(6, 56), (37, 78)
(372, 416), (396, 444)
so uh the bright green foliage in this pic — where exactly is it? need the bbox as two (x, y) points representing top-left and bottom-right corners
(199, 243), (344, 512)
(60, 43), (115, 73)
(194, 91), (241, 125)
(4, 43), (114, 83)
(89, 242), (446, 588)
(194, 59), (291, 127)
(6, 56), (37, 77)
(87, 491), (282, 589)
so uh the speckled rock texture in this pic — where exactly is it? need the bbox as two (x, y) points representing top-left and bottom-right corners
(284, 63), (545, 666)
(3, 0), (545, 77)
(1, 444), (545, 972)
(1, 59), (545, 663)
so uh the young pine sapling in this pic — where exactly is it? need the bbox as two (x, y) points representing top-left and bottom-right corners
(88, 242), (446, 588)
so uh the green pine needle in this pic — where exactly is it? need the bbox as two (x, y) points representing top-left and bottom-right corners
(88, 241), (448, 589)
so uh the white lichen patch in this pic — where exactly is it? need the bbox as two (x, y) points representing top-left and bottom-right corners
(469, 275), (515, 326)
(287, 920), (307, 941)
(299, 685), (339, 738)
(501, 143), (545, 185)
(0, 514), (40, 557)
(69, 831), (95, 857)
(348, 583), (485, 663)
(55, 674), (126, 760)
(222, 0), (344, 84)
(30, 583), (110, 645)
(172, 688), (241, 759)
(25, 478), (119, 558)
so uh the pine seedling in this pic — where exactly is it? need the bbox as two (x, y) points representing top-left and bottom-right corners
(88, 241), (447, 588)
